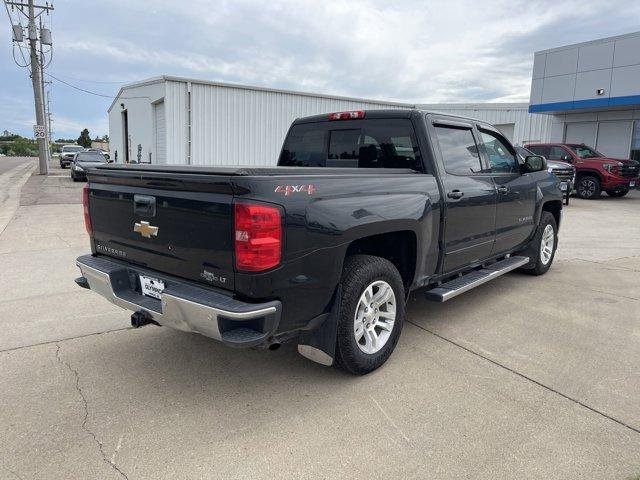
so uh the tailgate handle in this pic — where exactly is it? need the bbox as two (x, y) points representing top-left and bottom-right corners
(134, 195), (156, 218)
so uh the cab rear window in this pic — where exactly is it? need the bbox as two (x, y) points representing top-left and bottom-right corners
(279, 119), (423, 171)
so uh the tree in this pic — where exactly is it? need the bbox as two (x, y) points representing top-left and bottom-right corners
(1, 136), (38, 156)
(77, 128), (92, 148)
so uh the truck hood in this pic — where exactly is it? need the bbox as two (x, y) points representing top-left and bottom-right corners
(577, 157), (639, 166)
(546, 159), (573, 170)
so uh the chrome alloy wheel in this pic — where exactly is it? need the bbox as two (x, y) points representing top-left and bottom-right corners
(354, 280), (396, 354)
(578, 179), (596, 197)
(540, 224), (555, 265)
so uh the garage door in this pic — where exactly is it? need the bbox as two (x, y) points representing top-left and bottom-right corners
(596, 121), (632, 158)
(154, 101), (166, 164)
(565, 122), (597, 147)
(495, 123), (515, 142)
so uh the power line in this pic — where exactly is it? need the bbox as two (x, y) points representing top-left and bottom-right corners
(48, 72), (127, 84)
(45, 72), (150, 100)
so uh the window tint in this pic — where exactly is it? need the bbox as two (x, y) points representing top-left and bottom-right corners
(434, 126), (482, 175)
(75, 152), (104, 162)
(479, 130), (518, 174)
(527, 145), (549, 157)
(279, 119), (422, 170)
(279, 124), (327, 167)
(548, 146), (569, 159)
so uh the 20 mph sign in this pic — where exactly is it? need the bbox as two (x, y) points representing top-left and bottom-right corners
(33, 125), (46, 139)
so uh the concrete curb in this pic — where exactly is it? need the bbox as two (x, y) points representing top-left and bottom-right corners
(0, 162), (37, 237)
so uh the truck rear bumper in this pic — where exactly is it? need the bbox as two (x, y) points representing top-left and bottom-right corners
(75, 254), (281, 347)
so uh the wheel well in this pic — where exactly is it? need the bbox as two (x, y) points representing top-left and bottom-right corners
(345, 231), (417, 290)
(542, 200), (562, 228)
(575, 170), (602, 183)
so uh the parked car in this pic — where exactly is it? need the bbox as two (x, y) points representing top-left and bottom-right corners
(59, 145), (84, 168)
(75, 109), (562, 374)
(524, 143), (639, 199)
(516, 146), (574, 205)
(70, 151), (108, 181)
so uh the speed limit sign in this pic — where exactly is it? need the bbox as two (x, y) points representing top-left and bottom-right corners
(33, 125), (46, 139)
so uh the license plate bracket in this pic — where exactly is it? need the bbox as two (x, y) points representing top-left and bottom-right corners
(139, 275), (165, 300)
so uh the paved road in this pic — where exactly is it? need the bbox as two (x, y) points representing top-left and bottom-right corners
(0, 156), (35, 175)
(1, 164), (639, 480)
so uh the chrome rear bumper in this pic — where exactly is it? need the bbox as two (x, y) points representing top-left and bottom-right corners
(76, 254), (281, 347)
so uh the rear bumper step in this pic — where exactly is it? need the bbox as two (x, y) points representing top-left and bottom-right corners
(75, 254), (281, 347)
(425, 256), (529, 302)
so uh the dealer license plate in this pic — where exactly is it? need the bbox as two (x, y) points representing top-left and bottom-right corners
(560, 181), (568, 191)
(139, 275), (165, 300)
(631, 181), (636, 188)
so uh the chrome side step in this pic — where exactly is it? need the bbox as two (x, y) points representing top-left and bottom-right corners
(425, 256), (529, 302)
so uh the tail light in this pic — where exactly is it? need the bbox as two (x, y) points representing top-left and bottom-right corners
(234, 202), (281, 272)
(328, 110), (365, 121)
(82, 184), (92, 235)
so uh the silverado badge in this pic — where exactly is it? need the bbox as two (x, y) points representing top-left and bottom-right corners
(134, 221), (159, 238)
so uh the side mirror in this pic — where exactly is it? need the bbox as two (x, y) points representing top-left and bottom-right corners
(523, 155), (546, 173)
(562, 155), (572, 162)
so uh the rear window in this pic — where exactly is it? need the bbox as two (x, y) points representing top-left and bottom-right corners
(279, 119), (423, 170)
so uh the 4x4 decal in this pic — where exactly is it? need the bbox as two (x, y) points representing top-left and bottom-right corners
(275, 184), (316, 196)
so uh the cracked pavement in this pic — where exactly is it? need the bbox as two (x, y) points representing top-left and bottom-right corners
(0, 158), (639, 479)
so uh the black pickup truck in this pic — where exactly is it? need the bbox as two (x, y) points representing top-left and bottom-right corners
(75, 109), (562, 374)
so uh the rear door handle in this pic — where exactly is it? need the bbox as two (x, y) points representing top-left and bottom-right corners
(134, 194), (156, 217)
(497, 185), (509, 195)
(447, 190), (464, 200)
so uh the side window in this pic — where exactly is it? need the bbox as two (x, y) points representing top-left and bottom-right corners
(479, 130), (518, 174)
(434, 126), (482, 175)
(549, 146), (568, 160)
(527, 145), (549, 157)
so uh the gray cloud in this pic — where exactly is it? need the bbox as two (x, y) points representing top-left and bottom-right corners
(1, 0), (639, 137)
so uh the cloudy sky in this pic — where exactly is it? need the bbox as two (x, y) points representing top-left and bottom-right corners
(1, 0), (640, 139)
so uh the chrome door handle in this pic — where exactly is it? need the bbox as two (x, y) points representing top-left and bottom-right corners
(447, 190), (464, 200)
(497, 185), (509, 194)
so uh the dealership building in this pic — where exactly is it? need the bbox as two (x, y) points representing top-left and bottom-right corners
(108, 31), (640, 166)
(529, 31), (640, 160)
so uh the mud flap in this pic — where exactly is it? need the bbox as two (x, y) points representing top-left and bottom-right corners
(297, 285), (341, 366)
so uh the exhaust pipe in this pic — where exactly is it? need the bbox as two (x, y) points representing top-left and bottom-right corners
(265, 337), (281, 351)
(131, 311), (159, 328)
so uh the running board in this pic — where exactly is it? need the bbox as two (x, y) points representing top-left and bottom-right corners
(425, 256), (529, 302)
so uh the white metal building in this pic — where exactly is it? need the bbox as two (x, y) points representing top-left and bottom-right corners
(108, 76), (413, 166)
(417, 103), (552, 146)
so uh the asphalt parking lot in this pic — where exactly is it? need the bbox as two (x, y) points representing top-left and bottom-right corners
(1, 157), (639, 480)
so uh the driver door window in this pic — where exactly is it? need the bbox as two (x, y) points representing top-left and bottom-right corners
(479, 130), (518, 174)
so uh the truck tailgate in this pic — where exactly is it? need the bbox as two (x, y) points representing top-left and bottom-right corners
(88, 173), (235, 291)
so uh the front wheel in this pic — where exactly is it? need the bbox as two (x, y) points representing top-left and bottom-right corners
(606, 189), (629, 198)
(334, 255), (405, 375)
(576, 175), (601, 199)
(522, 211), (557, 276)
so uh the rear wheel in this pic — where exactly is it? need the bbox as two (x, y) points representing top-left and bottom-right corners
(606, 189), (629, 198)
(576, 175), (601, 199)
(334, 255), (405, 375)
(522, 211), (557, 276)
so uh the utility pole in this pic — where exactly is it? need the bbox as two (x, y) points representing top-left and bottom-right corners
(4, 0), (54, 175)
(28, 0), (47, 174)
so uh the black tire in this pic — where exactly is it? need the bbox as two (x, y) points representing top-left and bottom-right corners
(606, 190), (629, 198)
(522, 211), (557, 276)
(334, 255), (405, 375)
(576, 175), (601, 199)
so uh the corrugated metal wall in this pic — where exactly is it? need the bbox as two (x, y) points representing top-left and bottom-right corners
(418, 104), (552, 145)
(165, 81), (189, 164)
(184, 82), (409, 166)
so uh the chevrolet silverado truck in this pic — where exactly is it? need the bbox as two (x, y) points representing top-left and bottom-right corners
(59, 144), (84, 168)
(75, 110), (562, 374)
(525, 142), (639, 199)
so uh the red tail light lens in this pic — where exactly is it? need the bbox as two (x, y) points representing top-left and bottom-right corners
(328, 110), (365, 121)
(234, 203), (281, 272)
(82, 184), (92, 235)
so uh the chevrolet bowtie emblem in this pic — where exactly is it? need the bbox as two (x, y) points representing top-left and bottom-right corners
(134, 221), (159, 238)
